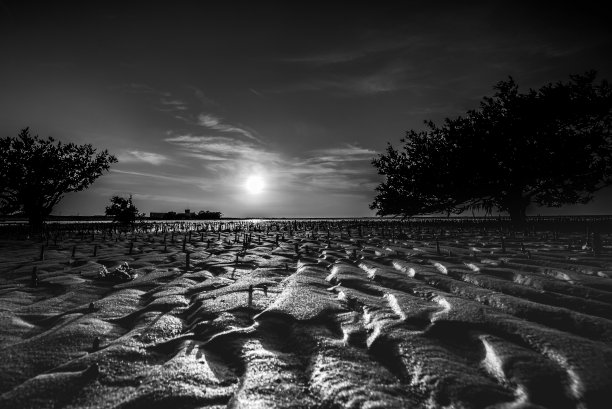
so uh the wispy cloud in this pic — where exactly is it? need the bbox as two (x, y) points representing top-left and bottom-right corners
(307, 144), (377, 162)
(282, 36), (428, 66)
(160, 98), (186, 106)
(197, 114), (261, 142)
(117, 150), (168, 165)
(165, 134), (276, 162)
(266, 61), (415, 96)
(185, 86), (218, 107)
(111, 169), (189, 183)
(282, 143), (379, 192)
(154, 97), (188, 112)
(249, 88), (265, 98)
(164, 134), (378, 192)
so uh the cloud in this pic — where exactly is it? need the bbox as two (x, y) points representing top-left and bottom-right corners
(160, 98), (186, 106)
(115, 84), (193, 113)
(282, 143), (380, 193)
(155, 97), (188, 112)
(110, 169), (193, 183)
(182, 152), (228, 161)
(165, 132), (380, 195)
(308, 144), (377, 162)
(196, 114), (261, 142)
(185, 86), (218, 106)
(282, 36), (429, 66)
(266, 61), (415, 96)
(117, 150), (168, 165)
(249, 88), (265, 98)
(164, 134), (277, 162)
(110, 168), (218, 191)
(271, 35), (435, 96)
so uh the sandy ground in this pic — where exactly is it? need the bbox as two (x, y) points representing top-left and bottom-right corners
(0, 223), (611, 408)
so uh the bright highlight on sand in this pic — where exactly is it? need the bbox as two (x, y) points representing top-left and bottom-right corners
(245, 175), (265, 194)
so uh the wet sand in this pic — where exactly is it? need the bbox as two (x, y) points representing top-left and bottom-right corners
(1, 223), (611, 408)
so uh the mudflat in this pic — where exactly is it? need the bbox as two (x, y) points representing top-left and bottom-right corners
(1, 222), (611, 408)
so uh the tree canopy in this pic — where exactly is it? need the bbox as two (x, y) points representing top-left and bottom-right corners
(0, 128), (117, 227)
(371, 71), (612, 224)
(105, 195), (140, 225)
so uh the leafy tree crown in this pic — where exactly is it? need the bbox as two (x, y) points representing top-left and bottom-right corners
(371, 71), (612, 223)
(1, 128), (117, 226)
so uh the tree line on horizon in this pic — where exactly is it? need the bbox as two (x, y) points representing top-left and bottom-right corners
(1, 71), (611, 228)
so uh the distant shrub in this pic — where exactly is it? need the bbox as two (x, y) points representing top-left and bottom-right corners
(105, 195), (140, 225)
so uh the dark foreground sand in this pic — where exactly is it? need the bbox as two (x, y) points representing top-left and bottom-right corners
(1, 223), (611, 408)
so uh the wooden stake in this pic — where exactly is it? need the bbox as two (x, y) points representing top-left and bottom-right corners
(593, 231), (602, 256)
(31, 266), (38, 287)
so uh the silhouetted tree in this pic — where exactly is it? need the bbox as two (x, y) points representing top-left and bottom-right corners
(105, 195), (140, 225)
(0, 128), (117, 228)
(371, 71), (612, 224)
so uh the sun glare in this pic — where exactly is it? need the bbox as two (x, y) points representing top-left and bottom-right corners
(245, 175), (265, 194)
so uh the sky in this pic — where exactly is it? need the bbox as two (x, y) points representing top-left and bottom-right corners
(1, 1), (611, 217)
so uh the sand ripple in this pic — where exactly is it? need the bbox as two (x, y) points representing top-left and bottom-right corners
(1, 224), (611, 408)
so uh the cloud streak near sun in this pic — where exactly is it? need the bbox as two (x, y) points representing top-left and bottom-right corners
(109, 81), (382, 213)
(164, 131), (379, 194)
(117, 150), (168, 165)
(197, 113), (261, 142)
(108, 79), (383, 213)
(164, 134), (278, 162)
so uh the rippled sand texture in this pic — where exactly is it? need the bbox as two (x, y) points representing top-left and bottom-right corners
(1, 223), (611, 408)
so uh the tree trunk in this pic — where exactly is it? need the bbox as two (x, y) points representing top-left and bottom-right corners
(506, 200), (528, 226)
(24, 200), (47, 230)
(27, 211), (44, 230)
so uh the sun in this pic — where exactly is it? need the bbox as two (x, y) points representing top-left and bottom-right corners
(245, 175), (265, 194)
